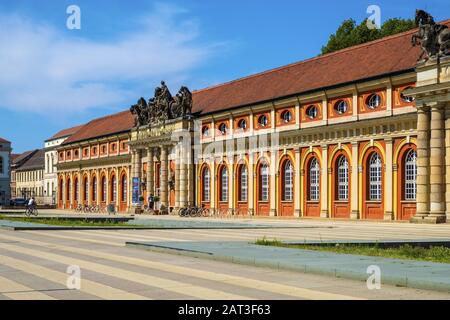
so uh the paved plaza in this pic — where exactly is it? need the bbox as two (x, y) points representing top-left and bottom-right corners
(0, 212), (450, 299)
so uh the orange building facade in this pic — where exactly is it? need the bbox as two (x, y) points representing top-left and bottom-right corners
(55, 25), (450, 222)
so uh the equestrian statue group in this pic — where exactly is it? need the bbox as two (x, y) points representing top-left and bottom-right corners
(130, 81), (193, 127)
(412, 10), (450, 61)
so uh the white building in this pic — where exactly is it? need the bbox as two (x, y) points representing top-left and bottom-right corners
(0, 137), (11, 205)
(43, 126), (82, 205)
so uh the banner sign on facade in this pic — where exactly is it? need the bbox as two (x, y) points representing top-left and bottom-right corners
(132, 177), (140, 205)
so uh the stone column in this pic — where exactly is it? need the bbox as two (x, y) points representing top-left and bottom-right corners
(179, 144), (187, 208)
(147, 147), (154, 196)
(174, 144), (180, 211)
(446, 113), (450, 222)
(294, 149), (301, 217)
(160, 146), (169, 209)
(187, 148), (195, 207)
(426, 104), (446, 223)
(320, 145), (329, 218)
(350, 142), (359, 219)
(412, 106), (430, 222)
(384, 138), (393, 220)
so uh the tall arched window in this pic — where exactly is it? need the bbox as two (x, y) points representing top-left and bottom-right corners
(404, 150), (417, 200)
(337, 156), (349, 200)
(101, 176), (106, 202)
(283, 160), (293, 201)
(59, 179), (63, 201)
(202, 167), (210, 202)
(83, 177), (88, 202)
(369, 153), (382, 200)
(220, 166), (228, 202)
(259, 163), (269, 201)
(309, 158), (320, 201)
(239, 165), (248, 202)
(121, 174), (127, 202)
(74, 178), (79, 201)
(111, 175), (117, 202)
(92, 176), (97, 202)
(66, 178), (71, 201)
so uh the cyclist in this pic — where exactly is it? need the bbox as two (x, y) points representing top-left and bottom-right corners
(26, 197), (36, 215)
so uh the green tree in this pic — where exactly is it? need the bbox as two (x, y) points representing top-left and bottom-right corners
(321, 18), (416, 55)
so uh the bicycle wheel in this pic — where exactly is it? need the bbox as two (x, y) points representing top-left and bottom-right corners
(201, 208), (210, 217)
(32, 208), (38, 216)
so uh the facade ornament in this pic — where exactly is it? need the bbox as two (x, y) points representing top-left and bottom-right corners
(130, 81), (193, 127)
(412, 9), (450, 61)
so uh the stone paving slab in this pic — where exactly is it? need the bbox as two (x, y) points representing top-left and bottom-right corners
(0, 218), (327, 231)
(126, 240), (450, 293)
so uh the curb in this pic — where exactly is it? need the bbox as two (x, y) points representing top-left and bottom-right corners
(126, 242), (450, 294)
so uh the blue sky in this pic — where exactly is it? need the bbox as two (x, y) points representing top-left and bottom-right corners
(0, 0), (448, 153)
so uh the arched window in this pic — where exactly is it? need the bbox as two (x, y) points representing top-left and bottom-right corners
(337, 156), (349, 200)
(111, 175), (117, 202)
(238, 119), (247, 130)
(66, 178), (71, 201)
(258, 115), (268, 127)
(0, 156), (3, 174)
(281, 110), (292, 123)
(92, 176), (97, 202)
(366, 94), (381, 109)
(219, 123), (227, 135)
(259, 163), (269, 201)
(202, 167), (210, 202)
(220, 166), (228, 202)
(335, 100), (348, 114)
(83, 177), (88, 202)
(59, 179), (63, 201)
(101, 176), (106, 202)
(239, 165), (248, 202)
(283, 160), (293, 201)
(369, 153), (382, 200)
(74, 178), (79, 201)
(404, 150), (417, 200)
(121, 174), (127, 202)
(309, 158), (320, 201)
(306, 105), (318, 119)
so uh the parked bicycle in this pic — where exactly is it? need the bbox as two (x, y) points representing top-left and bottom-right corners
(178, 206), (210, 218)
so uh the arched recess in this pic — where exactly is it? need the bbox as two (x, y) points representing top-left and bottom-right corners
(73, 176), (79, 208)
(110, 171), (117, 205)
(255, 157), (270, 216)
(100, 173), (107, 204)
(278, 155), (295, 216)
(82, 174), (89, 205)
(396, 143), (417, 220)
(65, 176), (71, 209)
(235, 159), (249, 215)
(119, 169), (128, 212)
(303, 152), (321, 217)
(330, 150), (351, 218)
(58, 176), (64, 208)
(91, 174), (97, 204)
(361, 146), (385, 220)
(216, 162), (229, 211)
(199, 163), (211, 209)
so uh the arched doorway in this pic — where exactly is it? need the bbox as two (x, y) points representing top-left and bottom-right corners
(304, 154), (320, 217)
(397, 146), (417, 220)
(256, 159), (270, 216)
(278, 156), (294, 216)
(331, 152), (351, 218)
(362, 149), (384, 220)
(235, 162), (249, 215)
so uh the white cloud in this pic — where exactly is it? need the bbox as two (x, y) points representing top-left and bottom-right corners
(0, 3), (218, 115)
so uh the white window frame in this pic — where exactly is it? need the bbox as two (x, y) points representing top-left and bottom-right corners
(337, 156), (349, 201)
(283, 160), (294, 201)
(369, 153), (382, 201)
(203, 168), (210, 202)
(309, 158), (320, 201)
(220, 167), (228, 202)
(239, 165), (248, 202)
(404, 150), (417, 201)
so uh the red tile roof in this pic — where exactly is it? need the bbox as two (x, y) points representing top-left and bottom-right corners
(60, 21), (450, 145)
(0, 137), (10, 143)
(46, 125), (84, 141)
(62, 110), (134, 145)
(191, 25), (432, 114)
